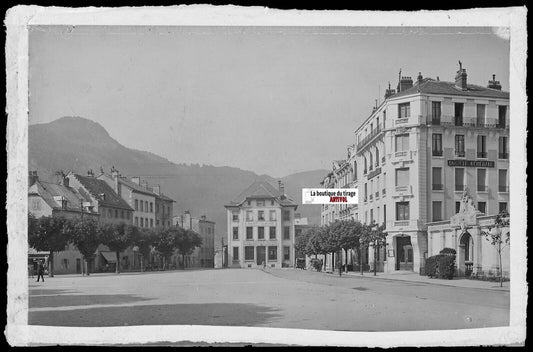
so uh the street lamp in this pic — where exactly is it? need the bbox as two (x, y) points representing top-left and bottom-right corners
(359, 237), (364, 276)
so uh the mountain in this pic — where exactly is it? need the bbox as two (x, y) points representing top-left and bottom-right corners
(29, 117), (328, 234)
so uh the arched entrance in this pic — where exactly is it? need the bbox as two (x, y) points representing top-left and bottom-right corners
(459, 231), (474, 276)
(395, 235), (413, 271)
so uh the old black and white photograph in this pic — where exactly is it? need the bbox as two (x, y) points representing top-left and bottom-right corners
(5, 5), (527, 347)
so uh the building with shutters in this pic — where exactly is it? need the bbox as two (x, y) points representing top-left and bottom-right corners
(354, 63), (509, 276)
(225, 180), (298, 269)
(174, 211), (216, 268)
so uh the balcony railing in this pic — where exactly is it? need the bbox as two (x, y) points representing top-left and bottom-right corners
(428, 116), (441, 125)
(455, 150), (465, 157)
(394, 220), (410, 227)
(432, 183), (443, 191)
(477, 151), (487, 158)
(432, 150), (443, 157)
(454, 116), (463, 126)
(498, 185), (509, 193)
(498, 152), (509, 159)
(395, 150), (408, 157)
(477, 185), (488, 192)
(395, 185), (409, 192)
(396, 118), (409, 124)
(232, 217), (239, 222)
(356, 125), (383, 151)
(455, 184), (465, 191)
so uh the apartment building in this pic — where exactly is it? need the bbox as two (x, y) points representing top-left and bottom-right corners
(354, 64), (509, 276)
(175, 211), (216, 268)
(225, 180), (298, 269)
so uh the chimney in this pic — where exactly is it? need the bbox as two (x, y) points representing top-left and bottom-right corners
(201, 215), (206, 221)
(141, 180), (149, 189)
(110, 167), (120, 195)
(28, 171), (39, 186)
(87, 169), (94, 177)
(384, 81), (396, 99)
(398, 76), (413, 92)
(131, 176), (141, 185)
(279, 182), (286, 200)
(151, 185), (160, 195)
(455, 61), (468, 90)
(487, 74), (502, 90)
(61, 173), (69, 188)
(416, 72), (423, 85)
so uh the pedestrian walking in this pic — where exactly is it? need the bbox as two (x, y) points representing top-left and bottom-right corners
(36, 260), (45, 282)
(337, 259), (342, 277)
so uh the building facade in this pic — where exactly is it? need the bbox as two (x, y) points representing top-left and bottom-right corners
(354, 65), (509, 275)
(175, 211), (216, 268)
(225, 181), (298, 269)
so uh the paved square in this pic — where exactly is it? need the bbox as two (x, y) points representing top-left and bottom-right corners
(29, 268), (509, 331)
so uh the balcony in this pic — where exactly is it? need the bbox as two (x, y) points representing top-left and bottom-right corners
(432, 150), (443, 157)
(477, 185), (488, 192)
(395, 185), (409, 193)
(394, 220), (410, 227)
(498, 185), (509, 193)
(455, 150), (465, 157)
(232, 217), (239, 222)
(498, 152), (509, 159)
(395, 118), (409, 125)
(454, 117), (463, 126)
(395, 150), (408, 158)
(432, 183), (443, 191)
(356, 125), (383, 151)
(367, 167), (382, 180)
(455, 184), (465, 192)
(428, 116), (441, 125)
(477, 152), (487, 158)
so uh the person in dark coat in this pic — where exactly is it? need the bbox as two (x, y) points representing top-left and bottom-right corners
(36, 260), (45, 282)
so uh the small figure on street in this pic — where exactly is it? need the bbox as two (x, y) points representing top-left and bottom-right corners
(36, 260), (45, 282)
(337, 259), (342, 277)
(262, 261), (266, 269)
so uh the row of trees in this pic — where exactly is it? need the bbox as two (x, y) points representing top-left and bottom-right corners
(294, 219), (386, 274)
(28, 214), (202, 277)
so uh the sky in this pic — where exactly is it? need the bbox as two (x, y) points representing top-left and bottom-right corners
(29, 26), (510, 178)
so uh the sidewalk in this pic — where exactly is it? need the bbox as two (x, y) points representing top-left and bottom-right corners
(322, 269), (510, 291)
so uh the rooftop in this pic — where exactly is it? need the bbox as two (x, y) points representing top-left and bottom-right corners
(391, 78), (509, 100)
(71, 174), (134, 211)
(226, 180), (297, 208)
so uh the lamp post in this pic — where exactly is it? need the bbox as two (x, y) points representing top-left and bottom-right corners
(359, 238), (364, 276)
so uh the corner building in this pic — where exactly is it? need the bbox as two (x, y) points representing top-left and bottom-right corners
(355, 66), (509, 275)
(225, 181), (297, 268)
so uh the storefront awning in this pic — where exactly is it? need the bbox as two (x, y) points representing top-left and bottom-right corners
(100, 251), (117, 263)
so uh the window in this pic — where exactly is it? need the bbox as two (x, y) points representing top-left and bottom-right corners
(432, 134), (443, 156)
(370, 209), (374, 224)
(478, 202), (487, 214)
(477, 135), (487, 158)
(232, 212), (239, 221)
(455, 135), (465, 157)
(135, 199), (138, 211)
(499, 169), (508, 192)
(150, 202), (153, 213)
(369, 152), (373, 171)
(498, 105), (507, 127)
(258, 227), (265, 240)
(375, 148), (380, 167)
(283, 226), (290, 240)
(156, 204), (159, 213)
(156, 220), (159, 226)
(283, 246), (290, 261)
(246, 227), (253, 240)
(398, 102), (410, 118)
(244, 246), (254, 260)
(268, 246), (278, 261)
(454, 103), (464, 126)
(108, 209), (112, 218)
(383, 110), (387, 127)
(432, 201), (442, 221)
(456, 201), (461, 214)
(145, 201), (148, 212)
(455, 168), (465, 191)
(258, 211), (265, 221)
(150, 219), (153, 228)
(476, 104), (486, 126)
(257, 200), (265, 207)
(499, 202), (508, 213)
(127, 212), (130, 220)
(363, 156), (368, 174)
(268, 210), (276, 221)
(396, 202), (410, 220)
(376, 206), (380, 223)
(115, 209), (118, 218)
(247, 200), (251, 206)
(246, 211), (253, 221)
(477, 169), (487, 192)
(140, 218), (144, 227)
(432, 167), (443, 190)
(395, 168), (409, 188)
(233, 227), (239, 240)
(431, 101), (441, 124)
(233, 247), (239, 261)
(269, 227), (276, 239)
(283, 210), (290, 221)
(121, 210), (124, 219)
(140, 201), (143, 212)
(62, 259), (69, 270)
(395, 134), (409, 153)
(364, 183), (368, 202)
(383, 205), (386, 223)
(499, 137), (508, 159)
(135, 217), (138, 226)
